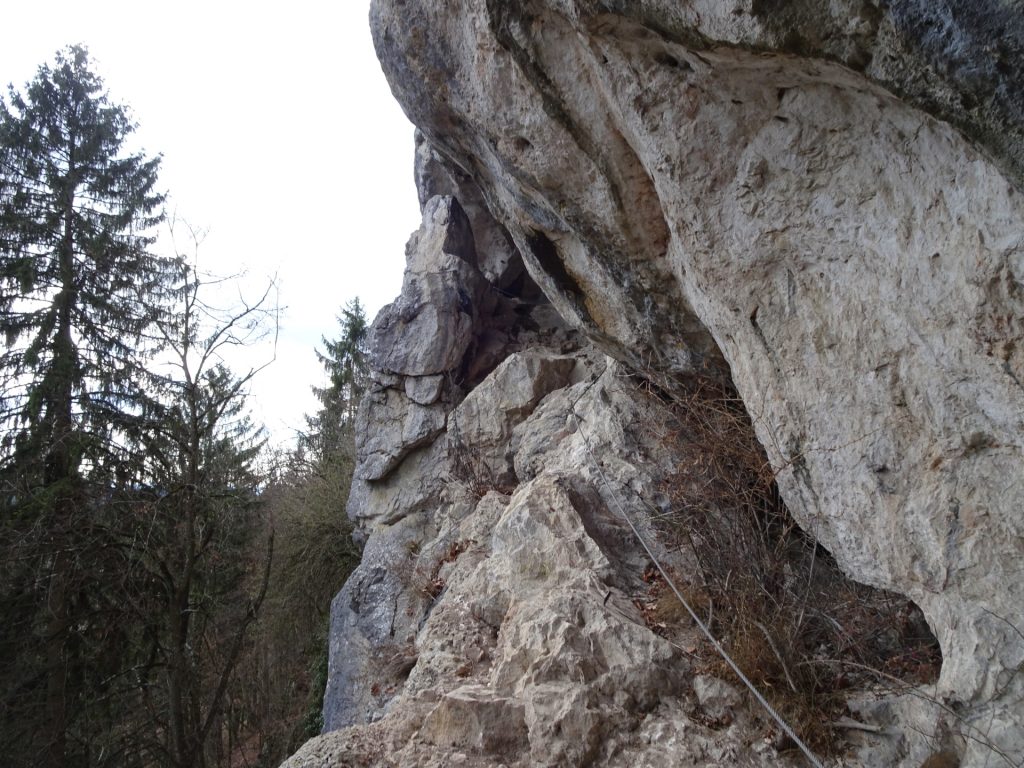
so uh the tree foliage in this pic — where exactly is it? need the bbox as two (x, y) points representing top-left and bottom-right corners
(0, 44), (167, 489)
(232, 300), (368, 764)
(0, 45), (170, 768)
(0, 46), (366, 768)
(301, 297), (367, 465)
(119, 251), (276, 768)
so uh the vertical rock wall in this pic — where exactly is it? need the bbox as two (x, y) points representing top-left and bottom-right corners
(358, 3), (1024, 765)
(289, 3), (1024, 767)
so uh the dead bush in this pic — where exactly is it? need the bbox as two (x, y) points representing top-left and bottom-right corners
(446, 414), (518, 499)
(407, 539), (475, 602)
(365, 640), (419, 703)
(644, 373), (941, 756)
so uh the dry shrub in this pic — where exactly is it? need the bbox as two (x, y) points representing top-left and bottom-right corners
(450, 445), (517, 498)
(365, 640), (420, 703)
(446, 416), (518, 499)
(408, 539), (475, 601)
(646, 373), (941, 755)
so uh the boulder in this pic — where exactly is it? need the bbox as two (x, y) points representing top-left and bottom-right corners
(322, 513), (432, 730)
(448, 349), (577, 487)
(295, 4), (1024, 765)
(353, 388), (447, 482)
(297, 358), (796, 767)
(368, 195), (485, 377)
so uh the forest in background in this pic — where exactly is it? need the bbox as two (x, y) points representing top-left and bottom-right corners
(0, 45), (365, 767)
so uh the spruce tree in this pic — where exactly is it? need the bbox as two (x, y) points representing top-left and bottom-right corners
(303, 297), (368, 464)
(0, 45), (169, 767)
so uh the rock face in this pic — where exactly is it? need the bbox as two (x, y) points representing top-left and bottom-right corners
(293, 3), (1024, 768)
(299, 347), (804, 767)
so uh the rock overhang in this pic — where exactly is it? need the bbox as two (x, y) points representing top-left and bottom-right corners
(366, 1), (1024, 764)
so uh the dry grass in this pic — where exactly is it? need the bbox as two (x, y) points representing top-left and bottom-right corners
(446, 408), (519, 499)
(363, 639), (420, 705)
(642, 372), (941, 756)
(408, 539), (474, 601)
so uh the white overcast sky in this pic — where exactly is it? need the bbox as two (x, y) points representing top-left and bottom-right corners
(1, 1), (420, 446)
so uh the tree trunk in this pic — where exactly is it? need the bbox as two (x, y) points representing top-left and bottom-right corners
(45, 153), (79, 768)
(44, 550), (69, 768)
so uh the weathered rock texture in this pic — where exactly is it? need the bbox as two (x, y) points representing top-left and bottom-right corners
(290, 3), (1024, 767)
(300, 344), (809, 767)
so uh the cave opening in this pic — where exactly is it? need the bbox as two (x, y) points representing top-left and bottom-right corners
(638, 370), (942, 755)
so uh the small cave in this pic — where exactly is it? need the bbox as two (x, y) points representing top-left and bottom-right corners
(453, 227), (571, 391)
(638, 371), (941, 755)
(512, 135), (533, 152)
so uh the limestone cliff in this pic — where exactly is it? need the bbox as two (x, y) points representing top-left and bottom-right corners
(285, 3), (1024, 767)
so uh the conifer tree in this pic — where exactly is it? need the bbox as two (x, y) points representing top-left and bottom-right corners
(302, 297), (368, 464)
(0, 45), (169, 767)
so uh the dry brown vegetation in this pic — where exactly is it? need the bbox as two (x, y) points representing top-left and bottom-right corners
(642, 373), (941, 756)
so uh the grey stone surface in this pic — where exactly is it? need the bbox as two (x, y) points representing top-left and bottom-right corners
(363, 3), (1024, 764)
(322, 513), (432, 731)
(353, 388), (447, 482)
(294, 4), (1024, 765)
(292, 360), (798, 767)
(692, 675), (741, 723)
(346, 438), (448, 528)
(415, 131), (526, 289)
(448, 349), (576, 487)
(368, 195), (485, 377)
(404, 373), (445, 406)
